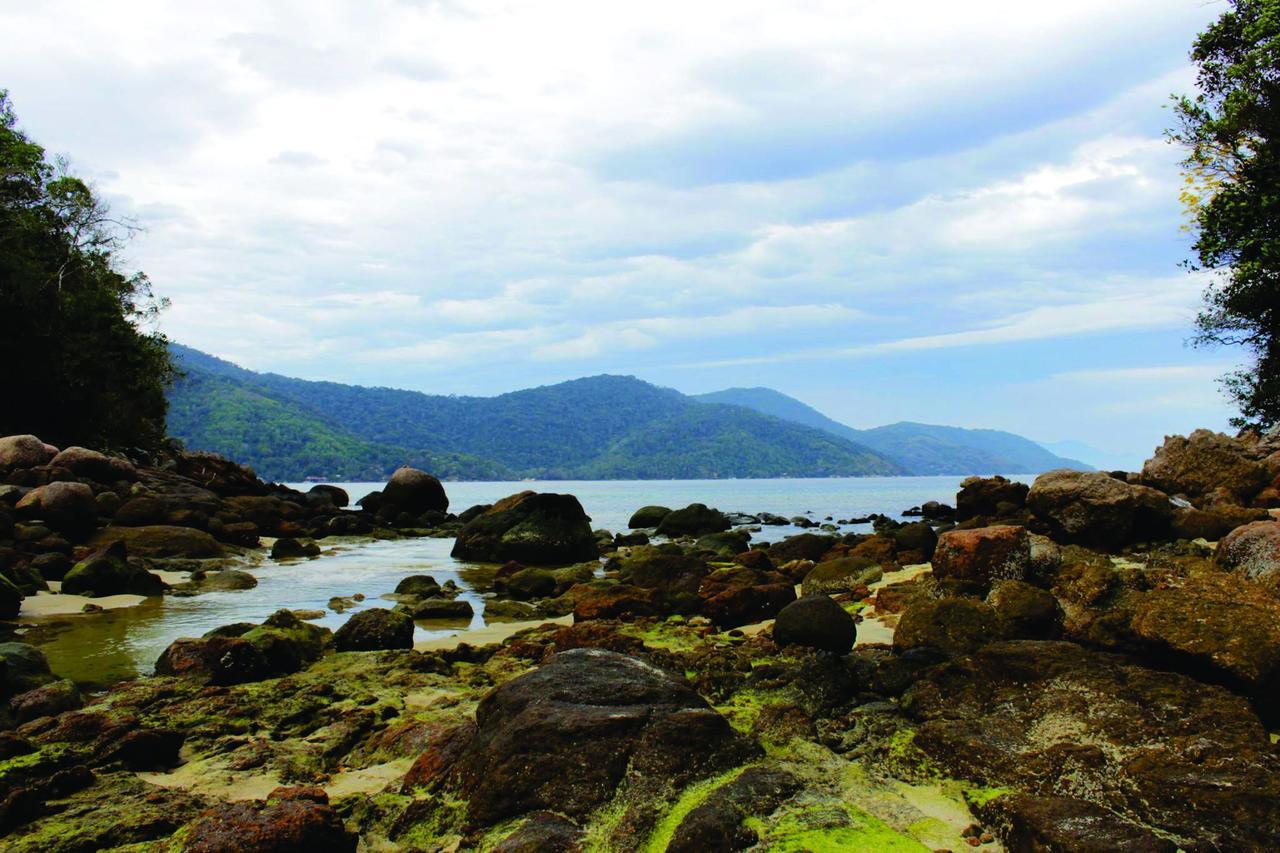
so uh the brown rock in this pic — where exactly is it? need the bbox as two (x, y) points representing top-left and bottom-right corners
(1142, 429), (1268, 502)
(931, 525), (1029, 592)
(1027, 469), (1173, 549)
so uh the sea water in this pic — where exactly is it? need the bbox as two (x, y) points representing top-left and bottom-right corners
(22, 475), (1028, 686)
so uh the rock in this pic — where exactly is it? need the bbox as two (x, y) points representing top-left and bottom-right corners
(920, 500), (955, 521)
(50, 446), (137, 482)
(570, 581), (661, 621)
(182, 789), (356, 852)
(451, 491), (597, 565)
(975, 793), (1177, 852)
(269, 537), (320, 560)
(89, 525), (222, 558)
(956, 475), (1028, 521)
(772, 595), (857, 653)
(493, 811), (584, 853)
(903, 640), (1280, 850)
(189, 570), (258, 592)
(500, 567), (558, 600)
(99, 728), (185, 770)
(987, 579), (1062, 639)
(61, 542), (166, 597)
(1142, 429), (1269, 502)
(800, 555), (882, 597)
(694, 529), (751, 557)
(381, 466), (449, 514)
(698, 565), (796, 629)
(29, 552), (70, 582)
(435, 649), (759, 825)
(113, 495), (170, 526)
(614, 547), (709, 614)
(655, 503), (731, 537)
(894, 597), (1000, 657)
(1027, 470), (1173, 549)
(407, 598), (474, 620)
(767, 533), (837, 564)
(14, 481), (96, 536)
(1171, 504), (1269, 541)
(333, 608), (414, 651)
(9, 678), (83, 722)
(613, 531), (650, 547)
(0, 573), (21, 619)
(0, 643), (55, 699)
(931, 525), (1029, 593)
(890, 521), (938, 561)
(667, 767), (801, 852)
(1126, 572), (1280, 724)
(1214, 520), (1280, 584)
(240, 610), (330, 674)
(307, 484), (349, 508)
(0, 435), (56, 471)
(154, 636), (272, 685)
(628, 505), (671, 529)
(394, 575), (442, 598)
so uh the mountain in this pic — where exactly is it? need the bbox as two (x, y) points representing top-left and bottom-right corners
(694, 387), (1090, 474)
(166, 345), (903, 480)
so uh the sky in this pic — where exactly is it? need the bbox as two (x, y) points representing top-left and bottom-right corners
(0, 0), (1242, 467)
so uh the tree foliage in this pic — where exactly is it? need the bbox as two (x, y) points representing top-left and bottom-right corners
(1171, 0), (1280, 429)
(0, 90), (173, 450)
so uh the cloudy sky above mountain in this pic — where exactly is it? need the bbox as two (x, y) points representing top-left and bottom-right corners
(0, 0), (1237, 464)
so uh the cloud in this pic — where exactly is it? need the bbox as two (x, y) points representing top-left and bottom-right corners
(271, 150), (326, 167)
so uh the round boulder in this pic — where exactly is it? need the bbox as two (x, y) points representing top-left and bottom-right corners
(333, 608), (415, 651)
(656, 504), (731, 537)
(14, 481), (96, 536)
(451, 491), (597, 565)
(773, 595), (857, 653)
(801, 556), (882, 597)
(0, 435), (56, 472)
(1215, 520), (1280, 585)
(50, 446), (137, 483)
(628, 505), (672, 529)
(381, 467), (449, 514)
(395, 574), (442, 598)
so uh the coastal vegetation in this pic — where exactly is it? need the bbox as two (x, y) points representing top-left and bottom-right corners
(1174, 0), (1280, 429)
(0, 92), (172, 452)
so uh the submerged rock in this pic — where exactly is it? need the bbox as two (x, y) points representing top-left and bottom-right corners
(451, 491), (597, 565)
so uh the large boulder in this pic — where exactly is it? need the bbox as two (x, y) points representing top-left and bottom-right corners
(1214, 520), (1280, 585)
(1027, 469), (1173, 549)
(155, 636), (273, 685)
(767, 533), (837, 564)
(10, 678), (83, 723)
(956, 475), (1028, 521)
(628, 505), (671, 529)
(772, 595), (857, 653)
(415, 649), (758, 825)
(1142, 429), (1269, 503)
(381, 467), (449, 515)
(333, 608), (414, 651)
(986, 579), (1062, 639)
(902, 640), (1280, 850)
(931, 525), (1029, 593)
(655, 503), (731, 537)
(451, 491), (597, 565)
(0, 435), (56, 472)
(61, 541), (166, 597)
(1171, 503), (1269, 540)
(50, 446), (137, 482)
(88, 525), (222, 558)
(894, 596), (1000, 657)
(14, 481), (97, 536)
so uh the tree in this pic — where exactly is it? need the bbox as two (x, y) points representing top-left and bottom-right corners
(1170, 0), (1280, 430)
(0, 90), (173, 451)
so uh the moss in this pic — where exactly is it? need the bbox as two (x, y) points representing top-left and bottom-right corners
(744, 803), (930, 852)
(642, 765), (750, 853)
(714, 687), (794, 733)
(581, 792), (632, 852)
(963, 786), (1012, 808)
(393, 793), (468, 847)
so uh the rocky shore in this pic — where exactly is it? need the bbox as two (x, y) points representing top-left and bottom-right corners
(2, 428), (1280, 851)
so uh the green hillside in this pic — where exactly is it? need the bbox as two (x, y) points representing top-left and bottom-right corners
(166, 345), (902, 480)
(694, 387), (1090, 474)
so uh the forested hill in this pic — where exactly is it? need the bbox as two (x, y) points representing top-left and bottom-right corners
(166, 345), (903, 481)
(693, 387), (1090, 474)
